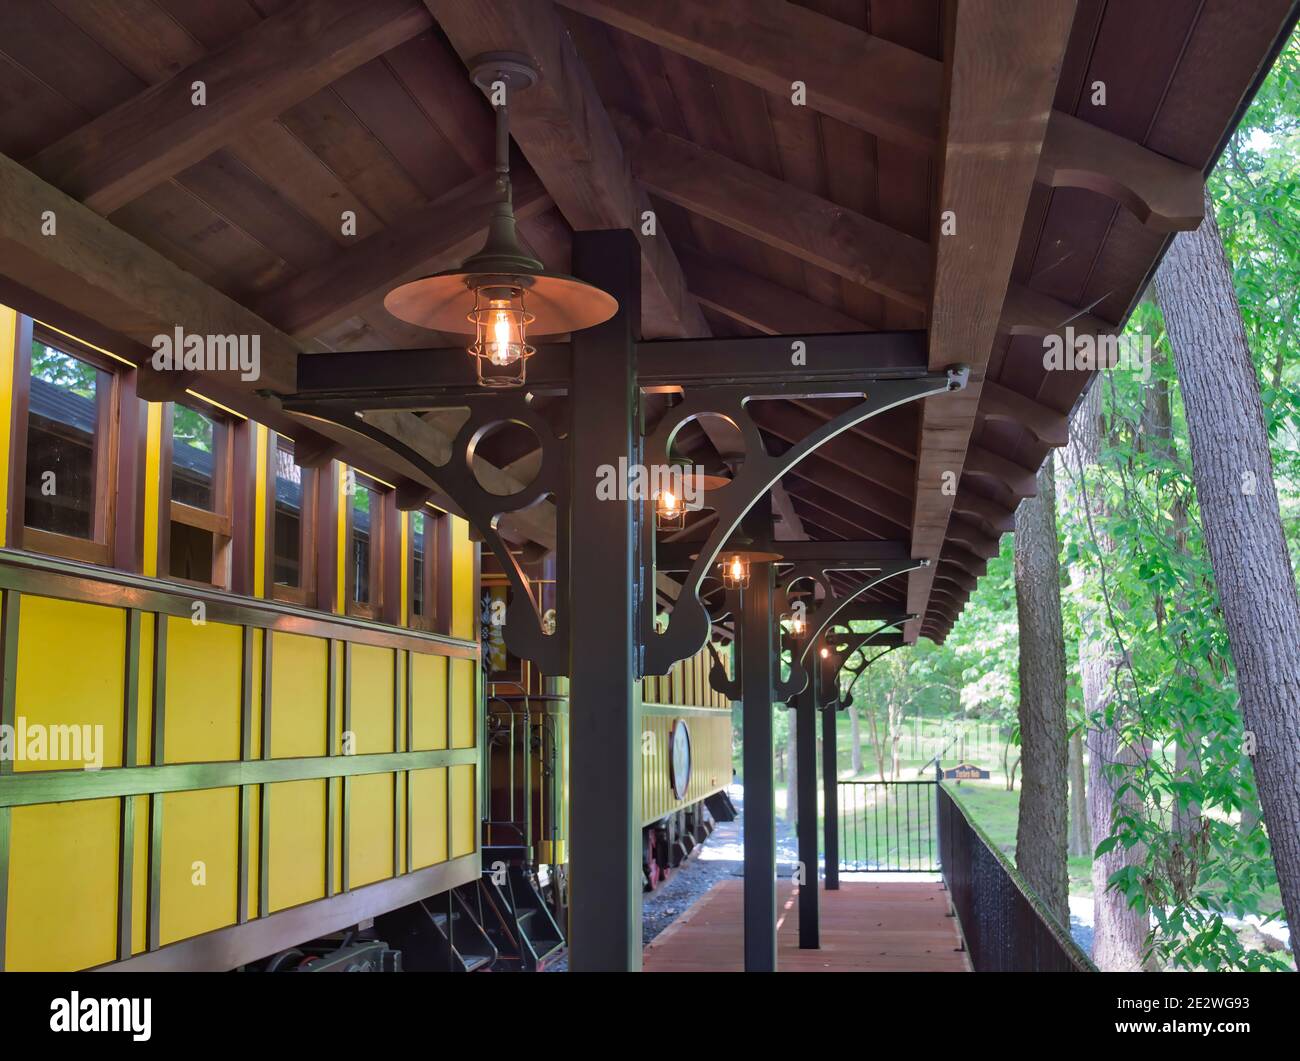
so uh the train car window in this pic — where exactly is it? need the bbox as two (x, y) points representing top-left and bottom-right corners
(19, 333), (118, 566)
(271, 435), (316, 606)
(345, 469), (385, 619)
(167, 401), (233, 587)
(408, 507), (445, 631)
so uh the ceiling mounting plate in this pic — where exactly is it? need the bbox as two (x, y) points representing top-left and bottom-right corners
(469, 52), (540, 94)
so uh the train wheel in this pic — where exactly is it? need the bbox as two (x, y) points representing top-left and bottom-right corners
(644, 831), (664, 891)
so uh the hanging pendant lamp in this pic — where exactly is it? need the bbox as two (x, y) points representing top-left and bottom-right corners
(384, 53), (618, 387)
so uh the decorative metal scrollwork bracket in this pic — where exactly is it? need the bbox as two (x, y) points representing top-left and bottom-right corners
(299, 394), (571, 674)
(773, 560), (926, 700)
(641, 369), (962, 676)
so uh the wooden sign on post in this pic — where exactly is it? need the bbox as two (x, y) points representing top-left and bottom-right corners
(942, 763), (990, 781)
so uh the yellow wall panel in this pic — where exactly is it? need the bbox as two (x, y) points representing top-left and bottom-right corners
(449, 657), (476, 750)
(349, 644), (395, 754)
(409, 767), (448, 869)
(450, 764), (476, 858)
(269, 631), (328, 758)
(5, 798), (120, 971)
(348, 773), (394, 888)
(410, 652), (448, 750)
(160, 787), (239, 946)
(163, 617), (241, 763)
(14, 596), (125, 772)
(267, 779), (327, 912)
(450, 516), (475, 641)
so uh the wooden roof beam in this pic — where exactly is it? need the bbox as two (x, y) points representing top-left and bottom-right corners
(27, 0), (433, 215)
(906, 0), (1074, 644)
(561, 0), (1206, 232)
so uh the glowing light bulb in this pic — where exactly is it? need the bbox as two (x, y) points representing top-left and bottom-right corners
(491, 308), (513, 365)
(792, 617), (805, 635)
(730, 556), (743, 580)
(820, 646), (830, 659)
(662, 490), (678, 514)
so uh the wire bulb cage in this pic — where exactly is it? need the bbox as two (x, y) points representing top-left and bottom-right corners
(720, 553), (750, 590)
(655, 488), (687, 531)
(468, 283), (535, 387)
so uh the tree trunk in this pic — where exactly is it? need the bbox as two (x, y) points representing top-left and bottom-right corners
(1154, 188), (1300, 940)
(889, 698), (903, 780)
(1068, 730), (1091, 858)
(1013, 462), (1071, 927)
(1066, 384), (1150, 970)
(867, 699), (887, 781)
(849, 703), (863, 775)
(1146, 362), (1204, 843)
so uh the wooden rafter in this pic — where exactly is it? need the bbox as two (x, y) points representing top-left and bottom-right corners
(632, 128), (930, 312)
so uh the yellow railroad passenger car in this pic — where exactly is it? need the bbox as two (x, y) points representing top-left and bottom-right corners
(0, 307), (484, 971)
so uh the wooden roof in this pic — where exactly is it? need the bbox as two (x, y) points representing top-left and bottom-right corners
(0, 0), (1294, 642)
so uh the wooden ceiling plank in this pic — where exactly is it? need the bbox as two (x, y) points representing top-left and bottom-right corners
(27, 0), (434, 215)
(678, 246), (869, 335)
(906, 0), (1076, 643)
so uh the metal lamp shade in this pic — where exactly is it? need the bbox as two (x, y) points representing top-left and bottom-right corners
(384, 269), (619, 337)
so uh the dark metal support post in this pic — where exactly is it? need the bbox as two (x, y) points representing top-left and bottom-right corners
(795, 639), (820, 948)
(822, 652), (840, 891)
(741, 560), (777, 971)
(566, 230), (642, 972)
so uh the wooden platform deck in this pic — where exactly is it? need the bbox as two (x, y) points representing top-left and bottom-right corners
(642, 880), (971, 972)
